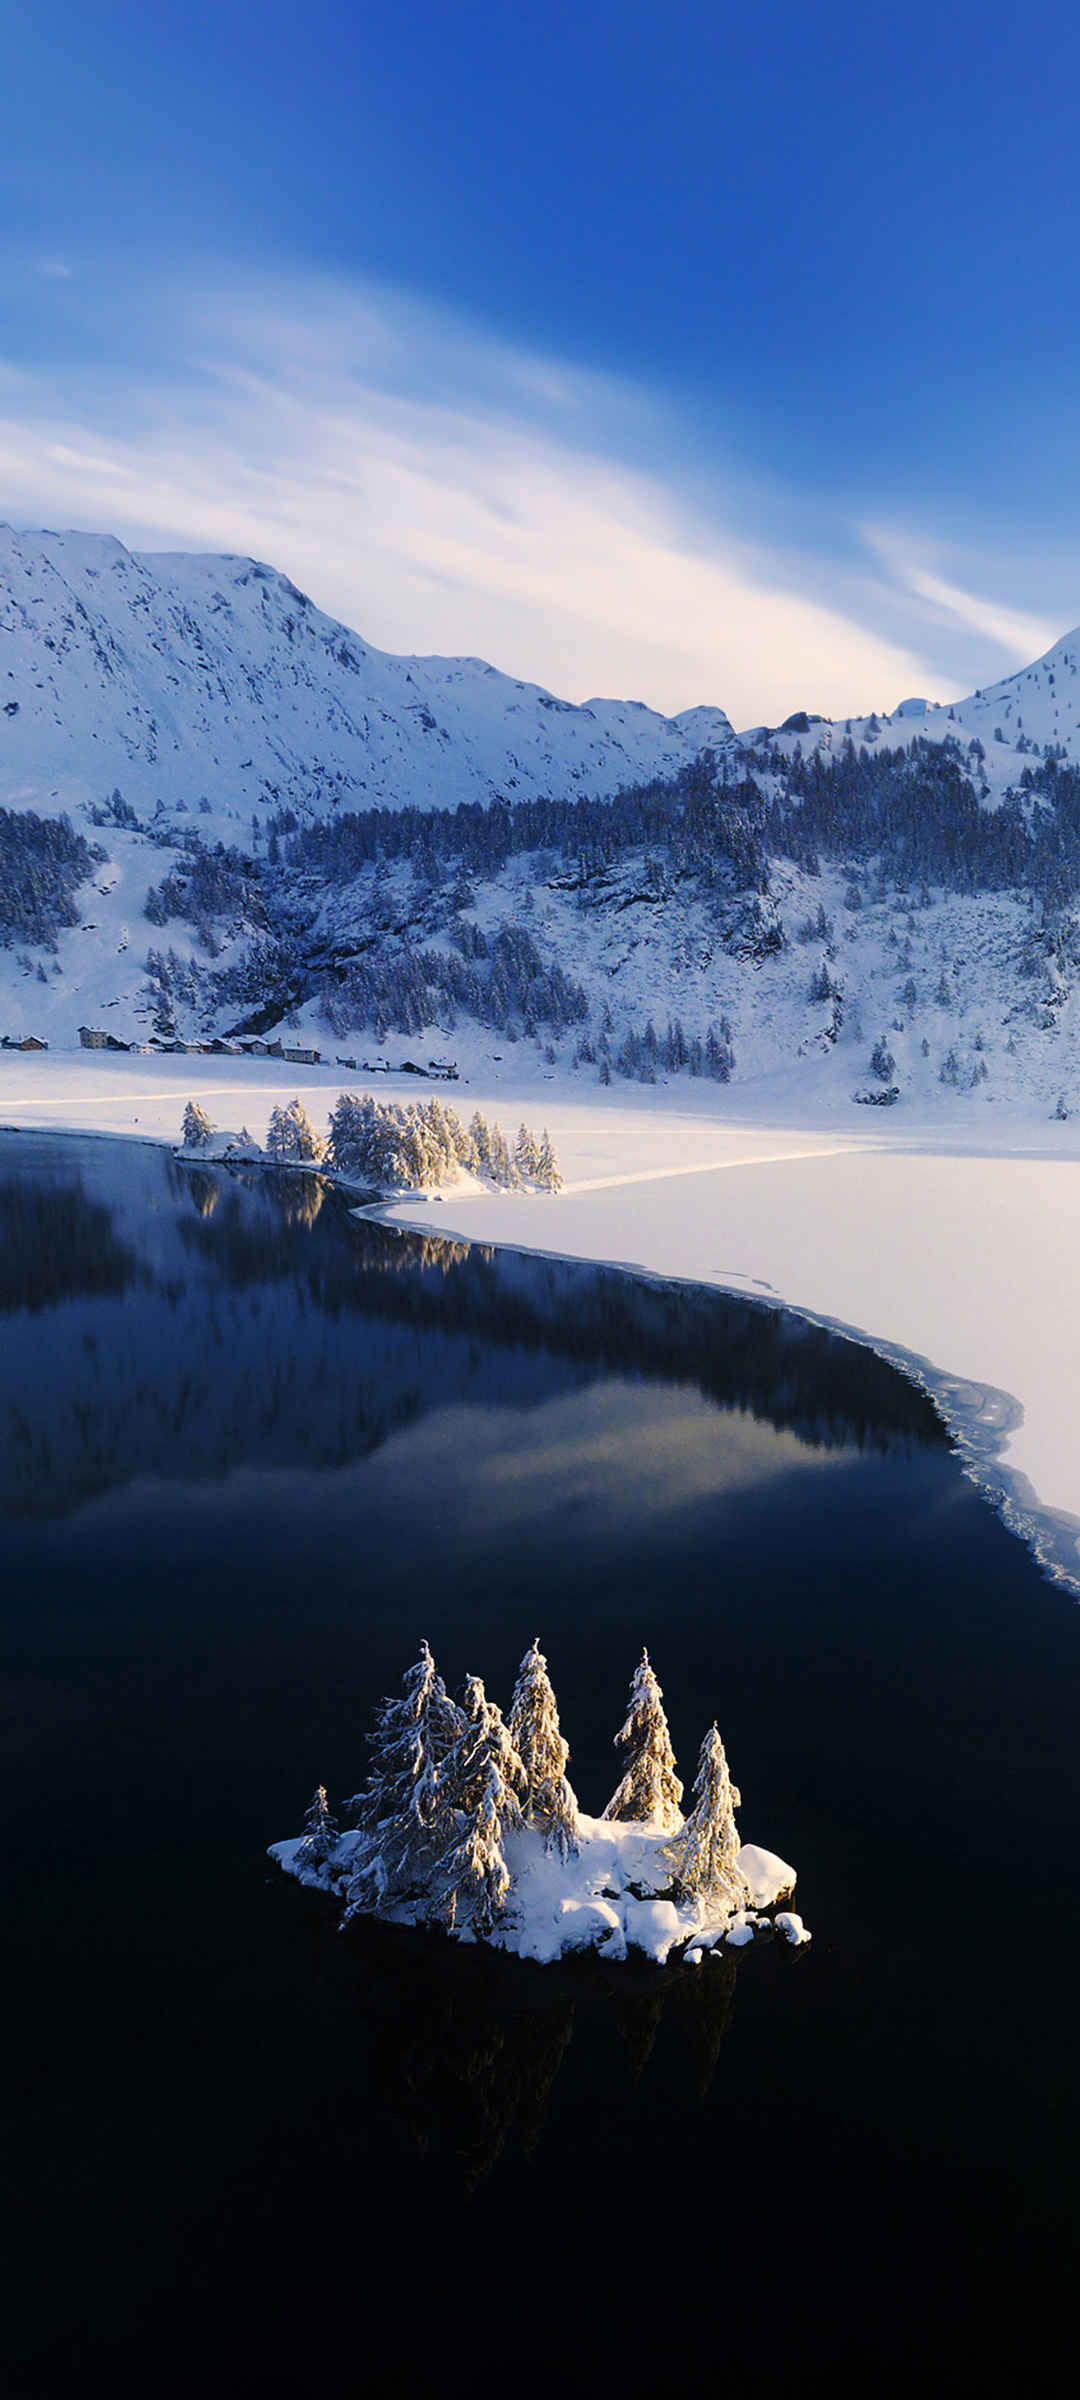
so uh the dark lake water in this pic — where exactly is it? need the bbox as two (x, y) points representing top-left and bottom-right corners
(2, 1132), (1077, 2399)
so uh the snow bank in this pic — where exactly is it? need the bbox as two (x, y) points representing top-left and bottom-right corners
(269, 1812), (805, 1968)
(738, 1844), (797, 1908)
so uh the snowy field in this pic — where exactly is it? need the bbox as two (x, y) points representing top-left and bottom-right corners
(5, 1048), (1080, 1591)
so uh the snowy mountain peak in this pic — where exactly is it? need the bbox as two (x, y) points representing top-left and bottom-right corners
(941, 623), (1080, 751)
(0, 526), (741, 838)
(750, 616), (1080, 795)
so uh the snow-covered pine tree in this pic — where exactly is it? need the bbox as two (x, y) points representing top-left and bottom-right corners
(507, 1638), (579, 1859)
(536, 1130), (563, 1192)
(344, 1640), (465, 1915)
(267, 1096), (324, 1162)
(602, 1649), (683, 1829)
(297, 1783), (339, 1871)
(438, 1675), (526, 1931)
(469, 1109), (493, 1177)
(422, 1097), (459, 1184)
(515, 1122), (541, 1177)
(281, 1096), (324, 1161)
(668, 1726), (747, 1907)
(445, 1104), (476, 1170)
(489, 1124), (521, 1188)
(181, 1099), (213, 1149)
(325, 1090), (365, 1176)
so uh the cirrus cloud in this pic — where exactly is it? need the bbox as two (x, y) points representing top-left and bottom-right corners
(0, 265), (993, 722)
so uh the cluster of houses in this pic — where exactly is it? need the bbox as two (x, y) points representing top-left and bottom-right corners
(3, 1027), (459, 1076)
(76, 1028), (323, 1064)
(332, 1054), (459, 1081)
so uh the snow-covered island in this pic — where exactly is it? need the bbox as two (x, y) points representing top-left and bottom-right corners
(177, 1092), (563, 1197)
(270, 1640), (810, 1967)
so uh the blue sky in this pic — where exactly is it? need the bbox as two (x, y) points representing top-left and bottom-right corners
(2, 0), (1079, 719)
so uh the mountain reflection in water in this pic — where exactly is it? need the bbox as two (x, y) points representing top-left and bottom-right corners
(0, 1141), (943, 1521)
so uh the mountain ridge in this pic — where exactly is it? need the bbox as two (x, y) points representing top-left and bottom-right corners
(752, 622), (1080, 785)
(0, 524), (741, 837)
(4, 524), (1080, 1123)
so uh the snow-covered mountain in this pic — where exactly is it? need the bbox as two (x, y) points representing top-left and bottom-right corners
(4, 522), (1080, 1122)
(751, 625), (1080, 795)
(0, 525), (739, 835)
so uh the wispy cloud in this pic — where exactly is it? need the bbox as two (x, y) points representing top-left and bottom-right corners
(0, 264), (1022, 720)
(903, 572), (1058, 669)
(866, 527), (1061, 669)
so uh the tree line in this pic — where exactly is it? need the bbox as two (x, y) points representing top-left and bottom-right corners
(0, 806), (103, 950)
(181, 1092), (563, 1195)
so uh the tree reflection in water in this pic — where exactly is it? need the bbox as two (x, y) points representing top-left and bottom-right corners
(0, 1172), (137, 1313)
(348, 1919), (743, 2193)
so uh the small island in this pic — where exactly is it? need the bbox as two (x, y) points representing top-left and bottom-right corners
(270, 1640), (810, 1966)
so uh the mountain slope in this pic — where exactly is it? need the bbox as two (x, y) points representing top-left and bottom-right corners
(4, 524), (1080, 1124)
(0, 526), (740, 835)
(752, 622), (1080, 798)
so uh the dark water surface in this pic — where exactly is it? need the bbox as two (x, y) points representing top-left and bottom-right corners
(1, 1134), (1076, 2399)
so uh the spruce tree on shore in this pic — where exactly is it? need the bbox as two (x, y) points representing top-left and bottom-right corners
(602, 1649), (683, 1830)
(515, 1122), (541, 1176)
(536, 1130), (563, 1192)
(669, 1726), (747, 1906)
(297, 1783), (338, 1871)
(438, 1675), (526, 1931)
(345, 1641), (464, 1914)
(181, 1099), (213, 1149)
(508, 1638), (579, 1859)
(267, 1096), (324, 1163)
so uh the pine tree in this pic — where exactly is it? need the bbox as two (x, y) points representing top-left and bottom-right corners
(438, 1675), (526, 1931)
(507, 1639), (579, 1859)
(536, 1129), (562, 1192)
(445, 1104), (475, 1169)
(325, 1090), (364, 1175)
(470, 1109), (493, 1176)
(345, 1640), (465, 1914)
(267, 1097), (324, 1162)
(489, 1123), (521, 1188)
(284, 1097), (324, 1161)
(297, 1783), (339, 1871)
(602, 1649), (683, 1829)
(515, 1123), (541, 1177)
(669, 1726), (747, 1906)
(422, 1097), (459, 1184)
(181, 1099), (213, 1149)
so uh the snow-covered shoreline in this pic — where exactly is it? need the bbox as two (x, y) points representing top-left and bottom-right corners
(270, 1817), (808, 1967)
(5, 1051), (1080, 1596)
(371, 1211), (1080, 1597)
